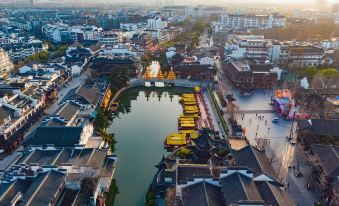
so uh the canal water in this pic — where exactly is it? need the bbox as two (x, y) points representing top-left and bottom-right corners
(107, 87), (191, 206)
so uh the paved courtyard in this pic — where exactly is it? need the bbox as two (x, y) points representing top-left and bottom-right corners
(223, 88), (295, 170)
(217, 68), (321, 205)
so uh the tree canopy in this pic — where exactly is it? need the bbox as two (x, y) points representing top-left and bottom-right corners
(26, 51), (49, 63)
(159, 19), (209, 50)
(56, 45), (68, 57)
(141, 52), (170, 71)
(253, 18), (339, 41)
(109, 66), (129, 94)
(176, 147), (191, 159)
(303, 66), (338, 79)
(94, 107), (113, 131)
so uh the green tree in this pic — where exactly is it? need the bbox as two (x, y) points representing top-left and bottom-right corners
(94, 107), (110, 131)
(318, 68), (338, 78)
(109, 66), (129, 94)
(176, 147), (191, 159)
(314, 201), (322, 206)
(216, 148), (229, 157)
(102, 132), (117, 153)
(304, 66), (317, 79)
(105, 179), (119, 206)
(56, 45), (68, 57)
(146, 185), (157, 206)
(27, 51), (49, 63)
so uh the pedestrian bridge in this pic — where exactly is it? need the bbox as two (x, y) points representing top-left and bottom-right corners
(228, 109), (275, 114)
(129, 78), (213, 89)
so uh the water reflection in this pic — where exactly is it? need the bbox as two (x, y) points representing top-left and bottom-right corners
(108, 87), (191, 206)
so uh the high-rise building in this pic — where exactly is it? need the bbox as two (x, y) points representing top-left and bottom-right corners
(333, 3), (339, 24)
(316, 0), (327, 11)
(0, 48), (14, 78)
(29, 0), (34, 7)
(333, 3), (339, 13)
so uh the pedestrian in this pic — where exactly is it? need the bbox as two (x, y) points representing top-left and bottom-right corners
(256, 113), (257, 117)
(293, 165), (295, 170)
(287, 182), (289, 188)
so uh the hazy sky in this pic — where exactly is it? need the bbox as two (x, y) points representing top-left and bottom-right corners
(224, 0), (339, 2)
(31, 0), (339, 2)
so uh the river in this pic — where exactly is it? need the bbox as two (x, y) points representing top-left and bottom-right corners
(107, 87), (191, 206)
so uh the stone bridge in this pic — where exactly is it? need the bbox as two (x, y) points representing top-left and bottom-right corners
(128, 78), (213, 89)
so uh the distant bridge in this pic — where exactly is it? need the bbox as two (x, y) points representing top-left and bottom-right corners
(226, 109), (275, 114)
(129, 78), (213, 89)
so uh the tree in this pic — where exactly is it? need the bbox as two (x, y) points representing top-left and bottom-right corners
(81, 177), (98, 195)
(216, 148), (229, 157)
(102, 132), (117, 153)
(314, 202), (322, 206)
(253, 18), (339, 41)
(142, 52), (170, 71)
(105, 179), (119, 206)
(304, 66), (317, 79)
(56, 45), (68, 57)
(26, 51), (49, 63)
(146, 186), (157, 206)
(109, 66), (129, 94)
(176, 147), (191, 159)
(317, 68), (338, 78)
(80, 168), (99, 195)
(94, 107), (111, 131)
(311, 70), (339, 89)
(164, 187), (177, 206)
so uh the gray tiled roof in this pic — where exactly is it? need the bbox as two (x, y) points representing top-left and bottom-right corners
(26, 126), (83, 147)
(0, 179), (32, 206)
(177, 165), (212, 184)
(232, 146), (278, 180)
(298, 119), (339, 137)
(75, 85), (101, 106)
(19, 147), (109, 168)
(23, 149), (62, 165)
(256, 181), (294, 206)
(0, 106), (14, 125)
(182, 181), (225, 206)
(62, 85), (101, 106)
(54, 101), (81, 121)
(310, 144), (339, 178)
(221, 172), (263, 205)
(19, 170), (66, 206)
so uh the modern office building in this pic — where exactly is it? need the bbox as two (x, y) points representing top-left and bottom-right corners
(217, 13), (285, 30)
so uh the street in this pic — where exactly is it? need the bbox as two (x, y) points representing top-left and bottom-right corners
(286, 145), (321, 206)
(199, 28), (213, 48)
